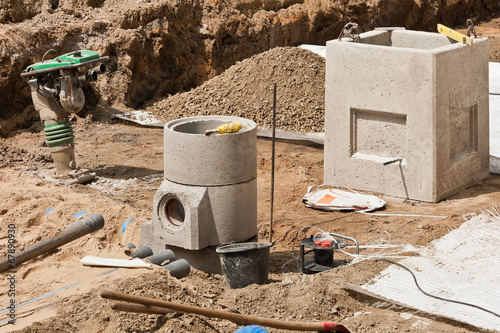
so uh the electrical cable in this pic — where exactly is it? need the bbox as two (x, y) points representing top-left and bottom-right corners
(379, 258), (500, 318)
(296, 226), (419, 265)
(290, 223), (500, 318)
(357, 211), (447, 218)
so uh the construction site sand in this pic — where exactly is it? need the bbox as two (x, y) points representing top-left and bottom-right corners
(145, 47), (326, 133)
(2, 118), (499, 332)
(3, 27), (500, 332)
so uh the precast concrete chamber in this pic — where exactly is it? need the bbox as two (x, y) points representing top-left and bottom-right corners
(324, 29), (489, 202)
(140, 115), (258, 273)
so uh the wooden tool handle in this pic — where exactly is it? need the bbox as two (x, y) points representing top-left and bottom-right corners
(101, 290), (350, 332)
(111, 302), (182, 315)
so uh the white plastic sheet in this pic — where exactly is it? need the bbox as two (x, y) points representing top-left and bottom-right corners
(298, 44), (326, 58)
(490, 62), (500, 173)
(361, 212), (500, 331)
(80, 255), (151, 268)
(113, 111), (164, 127)
(490, 100), (500, 173)
(302, 186), (386, 212)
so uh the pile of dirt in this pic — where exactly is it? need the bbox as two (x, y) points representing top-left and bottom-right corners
(146, 46), (326, 132)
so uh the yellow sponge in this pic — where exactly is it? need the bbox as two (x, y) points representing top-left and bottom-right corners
(216, 122), (242, 134)
(205, 122), (242, 135)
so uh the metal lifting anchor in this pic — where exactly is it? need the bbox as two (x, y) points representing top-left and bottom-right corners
(338, 22), (361, 42)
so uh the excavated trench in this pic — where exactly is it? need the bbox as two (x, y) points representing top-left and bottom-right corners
(1, 0), (500, 136)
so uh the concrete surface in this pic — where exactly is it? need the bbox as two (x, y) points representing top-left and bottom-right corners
(325, 29), (489, 202)
(299, 43), (500, 173)
(164, 115), (257, 186)
(142, 115), (258, 253)
(150, 178), (257, 250)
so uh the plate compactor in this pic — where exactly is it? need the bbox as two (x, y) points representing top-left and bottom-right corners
(21, 49), (109, 183)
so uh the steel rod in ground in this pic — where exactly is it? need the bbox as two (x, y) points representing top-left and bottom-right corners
(270, 82), (276, 244)
(101, 290), (350, 332)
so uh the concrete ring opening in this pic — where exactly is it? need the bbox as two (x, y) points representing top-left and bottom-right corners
(166, 198), (185, 226)
(166, 116), (256, 136)
(172, 119), (229, 134)
(159, 196), (185, 228)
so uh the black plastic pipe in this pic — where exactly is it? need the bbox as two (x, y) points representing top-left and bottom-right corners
(0, 213), (104, 273)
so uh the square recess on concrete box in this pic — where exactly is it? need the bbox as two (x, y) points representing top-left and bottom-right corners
(351, 108), (407, 158)
(325, 29), (489, 202)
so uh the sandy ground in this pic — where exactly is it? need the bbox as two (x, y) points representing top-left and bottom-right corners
(1, 114), (499, 332)
(1, 17), (500, 333)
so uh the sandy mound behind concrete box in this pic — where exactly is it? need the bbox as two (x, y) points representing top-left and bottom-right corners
(145, 47), (326, 133)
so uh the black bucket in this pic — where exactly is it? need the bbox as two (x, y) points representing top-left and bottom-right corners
(216, 242), (272, 289)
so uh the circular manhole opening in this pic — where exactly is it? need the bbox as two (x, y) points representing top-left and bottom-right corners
(165, 198), (185, 227)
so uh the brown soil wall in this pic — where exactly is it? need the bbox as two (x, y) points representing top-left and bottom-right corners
(1, 0), (499, 132)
